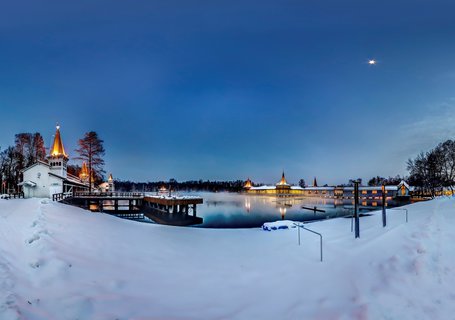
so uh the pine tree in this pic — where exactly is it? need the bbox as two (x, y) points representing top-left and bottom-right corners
(75, 131), (105, 190)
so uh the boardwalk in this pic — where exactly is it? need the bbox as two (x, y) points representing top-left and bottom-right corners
(53, 192), (204, 226)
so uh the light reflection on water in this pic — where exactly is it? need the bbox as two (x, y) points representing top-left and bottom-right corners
(181, 192), (393, 228)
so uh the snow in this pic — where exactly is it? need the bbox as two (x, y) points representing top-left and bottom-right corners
(1, 196), (455, 319)
(144, 194), (202, 200)
(262, 220), (297, 231)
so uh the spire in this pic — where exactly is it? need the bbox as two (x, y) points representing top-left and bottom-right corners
(50, 125), (67, 158)
(278, 171), (288, 185)
(108, 173), (113, 182)
(313, 177), (318, 187)
(244, 177), (252, 189)
(79, 162), (89, 180)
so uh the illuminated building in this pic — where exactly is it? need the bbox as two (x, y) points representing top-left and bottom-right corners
(19, 125), (89, 198)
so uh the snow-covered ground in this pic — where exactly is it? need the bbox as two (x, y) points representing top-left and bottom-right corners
(0, 197), (454, 319)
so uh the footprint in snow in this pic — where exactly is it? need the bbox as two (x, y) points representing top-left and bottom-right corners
(26, 234), (40, 244)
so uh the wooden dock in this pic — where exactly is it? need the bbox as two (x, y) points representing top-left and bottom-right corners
(55, 192), (204, 226)
(301, 206), (326, 213)
(142, 196), (204, 226)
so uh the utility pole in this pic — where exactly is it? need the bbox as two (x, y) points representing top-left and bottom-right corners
(354, 180), (360, 238)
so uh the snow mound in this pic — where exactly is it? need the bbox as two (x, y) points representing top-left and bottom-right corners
(262, 220), (297, 231)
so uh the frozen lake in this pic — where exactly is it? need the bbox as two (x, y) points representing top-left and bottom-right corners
(178, 192), (399, 228)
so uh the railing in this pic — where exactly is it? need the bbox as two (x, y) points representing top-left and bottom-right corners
(73, 192), (144, 198)
(389, 208), (409, 223)
(294, 223), (323, 262)
(52, 193), (66, 201)
(1, 192), (25, 199)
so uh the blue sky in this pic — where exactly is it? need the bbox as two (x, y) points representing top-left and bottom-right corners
(1, 0), (455, 184)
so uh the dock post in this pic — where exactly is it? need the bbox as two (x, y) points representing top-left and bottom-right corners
(354, 180), (360, 238)
(382, 184), (387, 227)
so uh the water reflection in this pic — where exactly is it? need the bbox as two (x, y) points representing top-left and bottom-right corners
(173, 192), (402, 228)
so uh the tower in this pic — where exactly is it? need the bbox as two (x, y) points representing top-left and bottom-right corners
(48, 125), (68, 178)
(79, 162), (89, 184)
(108, 173), (115, 192)
(244, 177), (252, 189)
(276, 171), (291, 194)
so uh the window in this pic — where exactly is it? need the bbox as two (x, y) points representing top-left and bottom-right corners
(372, 190), (377, 194)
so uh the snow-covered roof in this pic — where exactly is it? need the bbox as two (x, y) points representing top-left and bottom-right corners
(341, 186), (397, 191)
(21, 160), (49, 173)
(304, 187), (335, 191)
(249, 185), (276, 190)
(17, 180), (37, 187)
(145, 194), (202, 200)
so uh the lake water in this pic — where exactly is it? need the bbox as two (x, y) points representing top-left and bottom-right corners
(179, 192), (400, 228)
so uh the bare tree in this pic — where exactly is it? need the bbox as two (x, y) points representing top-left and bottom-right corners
(75, 131), (105, 190)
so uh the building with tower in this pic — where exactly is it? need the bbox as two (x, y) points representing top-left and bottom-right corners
(19, 125), (89, 198)
(245, 172), (304, 196)
(98, 173), (115, 193)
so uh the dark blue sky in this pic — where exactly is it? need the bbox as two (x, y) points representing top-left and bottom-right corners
(1, 0), (455, 184)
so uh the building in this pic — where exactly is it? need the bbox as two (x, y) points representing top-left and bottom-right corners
(19, 126), (89, 198)
(98, 173), (115, 193)
(246, 172), (305, 197)
(245, 173), (413, 200)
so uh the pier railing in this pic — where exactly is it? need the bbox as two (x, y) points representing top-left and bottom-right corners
(72, 191), (145, 198)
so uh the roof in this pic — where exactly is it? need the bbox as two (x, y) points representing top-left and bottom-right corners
(249, 185), (276, 190)
(49, 172), (88, 188)
(17, 180), (37, 187)
(80, 162), (89, 179)
(49, 125), (68, 158)
(276, 172), (290, 186)
(21, 160), (49, 173)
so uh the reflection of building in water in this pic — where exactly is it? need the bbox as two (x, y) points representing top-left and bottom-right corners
(245, 173), (413, 201)
(244, 198), (251, 212)
(279, 207), (287, 220)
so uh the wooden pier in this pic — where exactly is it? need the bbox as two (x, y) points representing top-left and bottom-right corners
(142, 196), (203, 226)
(56, 192), (204, 226)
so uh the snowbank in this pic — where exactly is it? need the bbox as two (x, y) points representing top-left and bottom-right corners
(1, 197), (455, 319)
(262, 220), (297, 231)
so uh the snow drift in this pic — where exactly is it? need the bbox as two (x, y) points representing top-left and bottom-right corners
(0, 197), (454, 319)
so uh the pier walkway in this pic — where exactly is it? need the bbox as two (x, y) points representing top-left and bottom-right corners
(53, 191), (204, 226)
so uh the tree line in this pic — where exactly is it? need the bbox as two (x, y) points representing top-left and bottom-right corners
(0, 133), (47, 193)
(407, 140), (455, 197)
(115, 179), (246, 193)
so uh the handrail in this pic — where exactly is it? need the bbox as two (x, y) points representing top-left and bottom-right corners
(389, 208), (409, 223)
(294, 223), (323, 262)
(72, 192), (144, 198)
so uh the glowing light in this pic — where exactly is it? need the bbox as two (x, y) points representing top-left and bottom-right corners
(368, 59), (377, 65)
